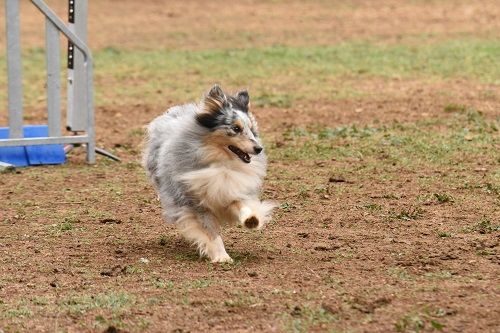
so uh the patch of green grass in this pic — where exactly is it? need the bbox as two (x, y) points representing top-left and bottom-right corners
(443, 104), (467, 113)
(94, 313), (150, 332)
(187, 279), (212, 289)
(437, 231), (452, 238)
(50, 215), (80, 233)
(362, 203), (383, 211)
(391, 206), (424, 221)
(83, 208), (115, 220)
(59, 218), (75, 231)
(280, 202), (295, 212)
(395, 308), (447, 332)
(174, 251), (200, 261)
(424, 270), (454, 280)
(223, 292), (259, 308)
(297, 185), (311, 199)
(433, 193), (454, 203)
(159, 235), (168, 246)
(465, 218), (499, 234)
(2, 38), (499, 108)
(254, 92), (293, 108)
(128, 128), (145, 137)
(268, 111), (499, 171)
(3, 305), (33, 319)
(318, 125), (379, 139)
(383, 193), (401, 199)
(31, 296), (49, 306)
(388, 267), (413, 281)
(122, 265), (144, 275)
(151, 278), (174, 290)
(462, 182), (500, 196)
(484, 183), (499, 196)
(281, 304), (338, 333)
(395, 313), (426, 332)
(60, 292), (136, 316)
(476, 248), (496, 256)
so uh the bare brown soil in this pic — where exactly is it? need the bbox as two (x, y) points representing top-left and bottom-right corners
(1, 1), (499, 333)
(0, 0), (499, 51)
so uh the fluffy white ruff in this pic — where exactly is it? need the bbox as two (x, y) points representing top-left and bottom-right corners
(178, 164), (264, 210)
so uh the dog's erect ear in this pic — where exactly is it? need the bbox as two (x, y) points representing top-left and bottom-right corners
(227, 90), (250, 113)
(208, 84), (225, 100)
(235, 90), (250, 112)
(197, 85), (228, 129)
(204, 84), (228, 113)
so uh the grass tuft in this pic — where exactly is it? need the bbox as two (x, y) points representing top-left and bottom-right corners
(468, 218), (499, 234)
(60, 292), (136, 316)
(392, 207), (423, 221)
(443, 104), (467, 113)
(433, 193), (454, 203)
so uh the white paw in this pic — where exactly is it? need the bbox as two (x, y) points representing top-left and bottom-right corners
(206, 236), (232, 263)
(239, 206), (260, 229)
(239, 206), (253, 224)
(211, 253), (233, 263)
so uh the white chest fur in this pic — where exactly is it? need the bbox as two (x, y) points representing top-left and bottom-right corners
(179, 163), (263, 209)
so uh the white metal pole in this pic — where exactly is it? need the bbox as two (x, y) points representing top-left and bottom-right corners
(67, 0), (89, 132)
(46, 19), (62, 137)
(5, 0), (24, 139)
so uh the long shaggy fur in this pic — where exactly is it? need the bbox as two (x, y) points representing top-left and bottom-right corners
(142, 85), (275, 262)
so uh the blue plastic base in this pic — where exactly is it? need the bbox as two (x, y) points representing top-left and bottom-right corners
(0, 125), (66, 167)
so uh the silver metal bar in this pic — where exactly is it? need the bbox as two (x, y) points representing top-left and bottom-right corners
(5, 0), (23, 139)
(45, 19), (61, 137)
(67, 0), (88, 132)
(86, 118), (96, 163)
(95, 147), (120, 162)
(0, 135), (90, 147)
(30, 0), (95, 164)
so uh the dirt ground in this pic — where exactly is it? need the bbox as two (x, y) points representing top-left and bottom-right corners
(1, 1), (499, 333)
(1, 0), (500, 52)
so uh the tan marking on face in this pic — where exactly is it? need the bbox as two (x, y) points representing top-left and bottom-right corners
(201, 128), (257, 164)
(233, 119), (244, 131)
(201, 130), (232, 164)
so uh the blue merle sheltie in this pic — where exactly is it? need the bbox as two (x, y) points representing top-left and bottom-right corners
(143, 85), (275, 262)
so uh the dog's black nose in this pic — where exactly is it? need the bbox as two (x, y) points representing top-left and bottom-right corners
(254, 146), (263, 154)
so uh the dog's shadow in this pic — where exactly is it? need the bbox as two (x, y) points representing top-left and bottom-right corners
(129, 233), (262, 265)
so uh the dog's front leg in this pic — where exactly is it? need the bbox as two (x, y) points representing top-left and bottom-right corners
(177, 212), (232, 263)
(228, 200), (276, 230)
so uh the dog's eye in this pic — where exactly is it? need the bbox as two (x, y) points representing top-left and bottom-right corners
(231, 125), (242, 133)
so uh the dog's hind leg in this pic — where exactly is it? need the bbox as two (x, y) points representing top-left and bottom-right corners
(177, 212), (232, 263)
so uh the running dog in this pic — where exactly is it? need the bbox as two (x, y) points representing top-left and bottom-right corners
(143, 85), (275, 262)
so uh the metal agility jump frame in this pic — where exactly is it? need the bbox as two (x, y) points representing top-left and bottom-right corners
(1, 0), (95, 164)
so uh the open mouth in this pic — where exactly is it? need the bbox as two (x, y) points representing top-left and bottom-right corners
(228, 145), (251, 163)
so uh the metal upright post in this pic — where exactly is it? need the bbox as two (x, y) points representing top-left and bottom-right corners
(67, 0), (89, 132)
(5, 0), (23, 139)
(46, 19), (62, 137)
(30, 0), (96, 164)
(1, 0), (110, 165)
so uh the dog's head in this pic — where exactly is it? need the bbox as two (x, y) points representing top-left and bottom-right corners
(196, 85), (262, 164)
